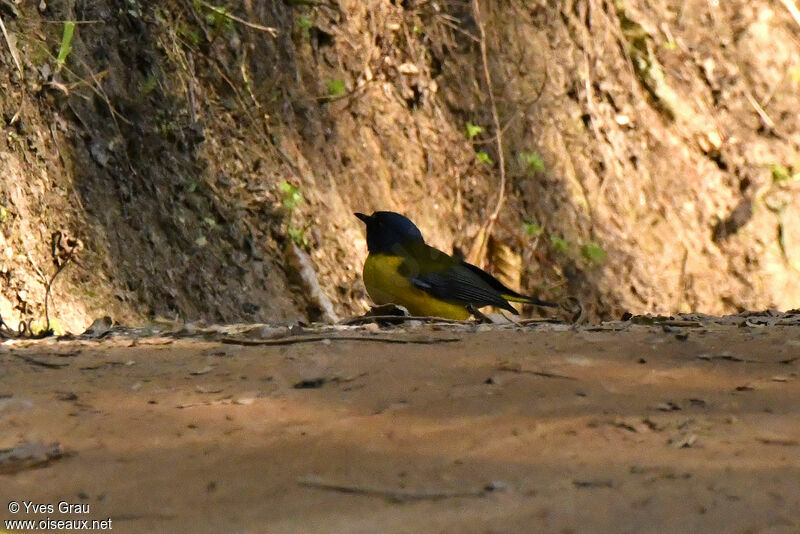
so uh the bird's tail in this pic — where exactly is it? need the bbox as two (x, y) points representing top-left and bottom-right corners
(502, 293), (559, 308)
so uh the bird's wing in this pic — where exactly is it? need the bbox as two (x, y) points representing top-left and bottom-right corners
(459, 261), (526, 299)
(460, 262), (558, 308)
(398, 243), (518, 313)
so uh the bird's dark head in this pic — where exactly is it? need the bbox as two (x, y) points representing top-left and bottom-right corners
(355, 211), (425, 253)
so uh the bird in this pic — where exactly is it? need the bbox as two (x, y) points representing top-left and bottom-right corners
(355, 211), (558, 320)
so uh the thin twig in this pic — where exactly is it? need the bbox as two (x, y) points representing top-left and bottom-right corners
(220, 335), (462, 346)
(744, 89), (777, 131)
(298, 476), (489, 502)
(25, 252), (48, 285)
(195, 0), (278, 36)
(434, 14), (480, 43)
(467, 0), (507, 268)
(779, 0), (800, 28)
(0, 13), (24, 125)
(43, 232), (80, 336)
(0, 14), (22, 76)
(82, 65), (133, 127)
(469, 109), (521, 146)
(239, 48), (261, 111)
(14, 354), (70, 369)
(515, 317), (563, 325)
(41, 20), (104, 24)
(496, 363), (577, 380)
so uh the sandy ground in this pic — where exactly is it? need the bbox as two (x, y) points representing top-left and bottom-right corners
(2, 318), (800, 534)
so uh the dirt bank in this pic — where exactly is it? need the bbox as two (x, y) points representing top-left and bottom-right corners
(1, 1), (799, 333)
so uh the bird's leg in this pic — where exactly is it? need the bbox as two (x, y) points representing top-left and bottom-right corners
(466, 304), (492, 324)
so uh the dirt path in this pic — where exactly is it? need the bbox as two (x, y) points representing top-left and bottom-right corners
(2, 319), (800, 533)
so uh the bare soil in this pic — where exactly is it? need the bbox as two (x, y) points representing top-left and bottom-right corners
(3, 318), (799, 533)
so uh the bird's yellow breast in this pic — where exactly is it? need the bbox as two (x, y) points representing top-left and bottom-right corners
(362, 253), (470, 320)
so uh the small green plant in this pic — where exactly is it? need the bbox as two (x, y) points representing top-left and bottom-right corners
(287, 225), (309, 247)
(325, 79), (346, 98)
(0, 205), (7, 224)
(297, 15), (313, 38)
(522, 221), (544, 237)
(279, 181), (309, 247)
(56, 21), (75, 70)
(465, 122), (483, 140)
(581, 242), (607, 264)
(550, 235), (569, 253)
(179, 24), (202, 46)
(771, 164), (791, 183)
(279, 181), (303, 211)
(199, 2), (235, 34)
(770, 163), (798, 183)
(476, 151), (493, 165)
(520, 151), (545, 174)
(662, 41), (677, 51)
(139, 75), (158, 96)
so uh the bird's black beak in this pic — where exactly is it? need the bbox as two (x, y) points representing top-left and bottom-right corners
(354, 212), (371, 224)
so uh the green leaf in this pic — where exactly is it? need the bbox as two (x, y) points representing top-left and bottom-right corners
(770, 163), (798, 183)
(279, 181), (304, 211)
(279, 181), (295, 194)
(297, 15), (313, 38)
(325, 79), (346, 97)
(520, 151), (545, 173)
(297, 15), (313, 30)
(56, 21), (75, 69)
(522, 221), (544, 237)
(476, 151), (493, 165)
(550, 235), (569, 253)
(465, 122), (483, 140)
(581, 242), (606, 264)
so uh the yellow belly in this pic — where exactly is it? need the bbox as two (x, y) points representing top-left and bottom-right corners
(362, 254), (470, 320)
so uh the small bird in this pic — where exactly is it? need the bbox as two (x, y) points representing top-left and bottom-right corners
(355, 211), (557, 320)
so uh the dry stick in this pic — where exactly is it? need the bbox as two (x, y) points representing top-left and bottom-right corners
(496, 363), (577, 381)
(195, 0), (278, 36)
(744, 90), (779, 133)
(239, 48), (262, 111)
(467, 0), (507, 268)
(43, 244), (77, 337)
(0, 15), (22, 76)
(0, 14), (24, 125)
(14, 353), (70, 369)
(780, 0), (800, 28)
(41, 20), (104, 24)
(220, 335), (462, 346)
(298, 476), (488, 501)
